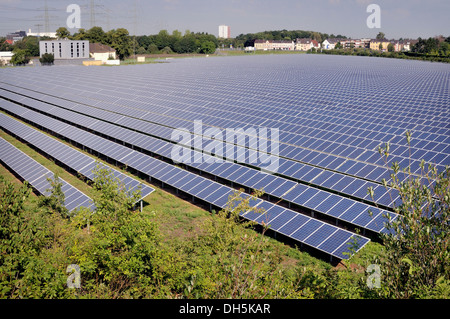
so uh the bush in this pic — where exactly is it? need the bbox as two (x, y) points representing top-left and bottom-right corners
(160, 46), (173, 54)
(363, 132), (450, 298)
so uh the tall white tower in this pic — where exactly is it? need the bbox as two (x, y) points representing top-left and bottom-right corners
(218, 25), (231, 38)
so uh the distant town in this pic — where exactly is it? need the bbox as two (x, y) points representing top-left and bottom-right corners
(1, 25), (449, 66)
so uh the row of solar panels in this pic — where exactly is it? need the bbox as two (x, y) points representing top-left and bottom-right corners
(58, 85), (450, 170)
(0, 112), (154, 202)
(3, 57), (448, 142)
(0, 87), (403, 210)
(12, 77), (448, 179)
(1, 96), (398, 236)
(20, 69), (449, 153)
(0, 105), (370, 260)
(1, 76), (448, 181)
(0, 137), (93, 213)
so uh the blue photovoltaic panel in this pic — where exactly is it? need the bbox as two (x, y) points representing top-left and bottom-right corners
(0, 137), (93, 213)
(0, 114), (154, 202)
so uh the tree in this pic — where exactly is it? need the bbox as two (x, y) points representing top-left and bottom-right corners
(72, 28), (87, 40)
(376, 32), (385, 40)
(147, 43), (159, 54)
(387, 43), (395, 52)
(70, 164), (160, 297)
(365, 132), (450, 298)
(108, 28), (132, 60)
(86, 26), (106, 44)
(199, 40), (216, 54)
(56, 27), (71, 39)
(11, 49), (30, 66)
(39, 53), (54, 65)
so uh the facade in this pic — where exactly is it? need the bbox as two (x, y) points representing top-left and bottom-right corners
(369, 39), (390, 51)
(342, 39), (369, 49)
(39, 40), (90, 59)
(254, 40), (294, 51)
(273, 40), (295, 50)
(218, 25), (231, 39)
(295, 38), (313, 51)
(254, 40), (272, 50)
(89, 43), (116, 63)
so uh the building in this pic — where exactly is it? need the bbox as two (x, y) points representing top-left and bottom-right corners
(311, 40), (321, 50)
(273, 40), (295, 50)
(254, 39), (272, 50)
(89, 43), (117, 63)
(295, 38), (313, 51)
(218, 25), (231, 39)
(254, 40), (295, 51)
(322, 39), (339, 50)
(0, 51), (14, 65)
(27, 29), (57, 38)
(369, 38), (390, 51)
(39, 40), (90, 59)
(6, 31), (26, 44)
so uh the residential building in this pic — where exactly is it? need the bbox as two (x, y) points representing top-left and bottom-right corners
(254, 40), (295, 51)
(254, 39), (272, 50)
(218, 25), (231, 39)
(295, 38), (313, 51)
(89, 43), (116, 63)
(273, 40), (295, 50)
(321, 38), (345, 50)
(39, 40), (90, 59)
(369, 38), (390, 51)
(311, 40), (321, 50)
(398, 40), (412, 52)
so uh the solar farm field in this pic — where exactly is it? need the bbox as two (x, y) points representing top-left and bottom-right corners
(1, 54), (449, 262)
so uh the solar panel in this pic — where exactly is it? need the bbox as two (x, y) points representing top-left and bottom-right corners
(0, 113), (154, 202)
(0, 137), (93, 213)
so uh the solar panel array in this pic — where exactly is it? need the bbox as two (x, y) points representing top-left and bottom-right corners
(0, 103), (369, 260)
(1, 54), (449, 260)
(0, 112), (154, 203)
(0, 137), (93, 213)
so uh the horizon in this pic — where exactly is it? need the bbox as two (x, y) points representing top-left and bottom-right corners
(1, 0), (449, 40)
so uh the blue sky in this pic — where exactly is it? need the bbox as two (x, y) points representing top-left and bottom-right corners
(1, 0), (449, 39)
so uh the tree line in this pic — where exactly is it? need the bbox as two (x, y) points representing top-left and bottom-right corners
(62, 26), (218, 59)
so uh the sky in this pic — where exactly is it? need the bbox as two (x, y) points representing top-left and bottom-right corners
(0, 0), (449, 39)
